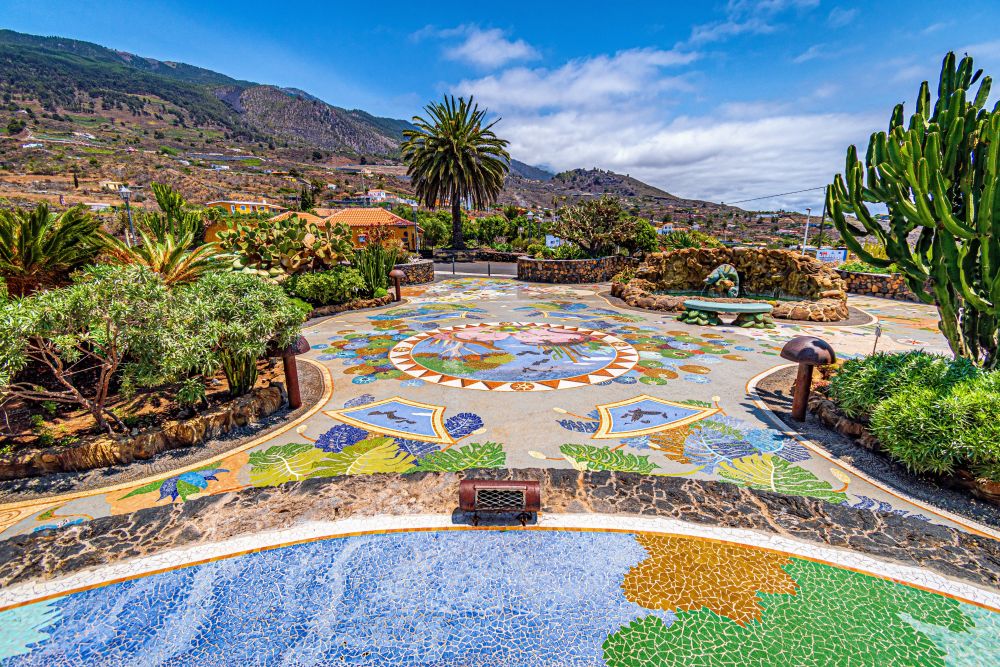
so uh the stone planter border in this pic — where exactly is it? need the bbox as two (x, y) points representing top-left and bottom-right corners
(516, 256), (639, 284)
(0, 386), (285, 481)
(809, 395), (1000, 506)
(836, 269), (921, 302)
(309, 293), (394, 318)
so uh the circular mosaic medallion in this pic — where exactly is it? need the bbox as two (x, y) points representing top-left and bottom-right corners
(389, 322), (639, 391)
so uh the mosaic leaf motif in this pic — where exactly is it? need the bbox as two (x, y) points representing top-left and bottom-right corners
(649, 427), (691, 464)
(249, 443), (328, 487)
(344, 394), (376, 408)
(558, 419), (600, 434)
(393, 438), (441, 459)
(682, 419), (810, 473)
(559, 444), (659, 474)
(444, 413), (484, 439)
(604, 558), (974, 667)
(717, 454), (848, 504)
(622, 534), (798, 625)
(315, 424), (368, 453)
(309, 437), (415, 476)
(411, 442), (506, 472)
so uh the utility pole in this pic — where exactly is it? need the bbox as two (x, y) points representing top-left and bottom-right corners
(801, 207), (811, 255)
(119, 185), (136, 247)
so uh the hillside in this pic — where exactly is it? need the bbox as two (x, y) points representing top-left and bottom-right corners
(0, 29), (407, 157)
(0, 28), (826, 245)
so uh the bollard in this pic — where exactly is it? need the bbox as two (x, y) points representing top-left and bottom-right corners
(779, 336), (836, 421)
(389, 269), (405, 302)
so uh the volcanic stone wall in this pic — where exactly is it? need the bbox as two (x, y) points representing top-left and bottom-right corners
(517, 256), (640, 284)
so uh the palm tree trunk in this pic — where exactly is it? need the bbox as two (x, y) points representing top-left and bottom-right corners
(451, 196), (465, 250)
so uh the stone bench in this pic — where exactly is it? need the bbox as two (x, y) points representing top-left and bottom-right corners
(678, 299), (775, 329)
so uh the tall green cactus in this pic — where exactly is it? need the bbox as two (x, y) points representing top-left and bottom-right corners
(828, 52), (1000, 368)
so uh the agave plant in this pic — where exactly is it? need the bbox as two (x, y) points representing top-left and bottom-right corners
(102, 231), (229, 286)
(139, 182), (206, 240)
(0, 203), (104, 296)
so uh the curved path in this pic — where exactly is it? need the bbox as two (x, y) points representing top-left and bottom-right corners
(0, 277), (986, 540)
(2, 278), (999, 664)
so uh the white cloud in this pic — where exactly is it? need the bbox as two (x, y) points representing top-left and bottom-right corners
(452, 46), (877, 212)
(687, 0), (819, 45)
(454, 48), (699, 111)
(793, 44), (825, 64)
(413, 24), (539, 68)
(827, 7), (858, 28)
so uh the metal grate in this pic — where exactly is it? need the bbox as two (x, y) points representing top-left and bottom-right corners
(475, 488), (525, 511)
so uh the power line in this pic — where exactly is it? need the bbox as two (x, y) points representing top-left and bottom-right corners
(724, 186), (826, 205)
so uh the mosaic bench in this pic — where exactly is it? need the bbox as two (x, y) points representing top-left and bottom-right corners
(678, 299), (775, 329)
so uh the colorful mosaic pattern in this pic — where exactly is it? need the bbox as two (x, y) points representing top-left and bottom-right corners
(389, 322), (639, 391)
(2, 530), (996, 665)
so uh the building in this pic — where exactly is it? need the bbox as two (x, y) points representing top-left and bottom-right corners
(205, 199), (287, 215)
(99, 180), (124, 192)
(324, 208), (422, 251)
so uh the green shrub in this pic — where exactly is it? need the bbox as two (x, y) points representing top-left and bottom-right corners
(938, 373), (1000, 479)
(870, 387), (960, 475)
(837, 260), (897, 275)
(285, 267), (365, 305)
(828, 351), (979, 419)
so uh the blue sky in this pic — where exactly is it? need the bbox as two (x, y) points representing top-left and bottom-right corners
(4, 0), (1000, 211)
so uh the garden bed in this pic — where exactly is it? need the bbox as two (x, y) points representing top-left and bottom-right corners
(755, 365), (1000, 527)
(309, 293), (394, 318)
(0, 362), (289, 481)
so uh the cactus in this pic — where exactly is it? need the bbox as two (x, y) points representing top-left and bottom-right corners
(827, 52), (1000, 369)
(218, 215), (354, 279)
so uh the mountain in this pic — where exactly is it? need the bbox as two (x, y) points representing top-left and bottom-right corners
(509, 159), (553, 181)
(0, 29), (406, 156)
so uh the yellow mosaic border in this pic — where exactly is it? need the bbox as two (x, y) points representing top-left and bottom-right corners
(592, 394), (720, 440)
(324, 396), (453, 445)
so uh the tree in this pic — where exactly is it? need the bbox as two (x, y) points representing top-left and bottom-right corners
(176, 272), (305, 396)
(299, 185), (314, 212)
(0, 203), (103, 296)
(72, 170), (79, 189)
(401, 96), (510, 249)
(551, 196), (638, 257)
(624, 217), (659, 254)
(828, 52), (1000, 368)
(420, 214), (449, 248)
(6, 118), (25, 135)
(0, 266), (178, 433)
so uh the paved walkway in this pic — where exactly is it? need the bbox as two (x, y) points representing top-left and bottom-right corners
(0, 277), (989, 541)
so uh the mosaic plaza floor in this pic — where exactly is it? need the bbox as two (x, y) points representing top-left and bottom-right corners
(1, 278), (998, 664)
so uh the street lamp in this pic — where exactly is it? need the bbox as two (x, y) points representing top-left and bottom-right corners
(118, 185), (137, 247)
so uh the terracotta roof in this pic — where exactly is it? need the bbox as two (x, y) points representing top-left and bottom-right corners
(269, 211), (325, 224)
(312, 207), (340, 217)
(325, 207), (419, 229)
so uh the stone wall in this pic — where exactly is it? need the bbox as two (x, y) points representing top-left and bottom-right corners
(517, 256), (639, 284)
(393, 259), (434, 285)
(311, 293), (394, 318)
(4, 468), (999, 591)
(0, 386), (285, 481)
(638, 248), (848, 300)
(431, 249), (526, 263)
(837, 270), (920, 302)
(615, 247), (850, 322)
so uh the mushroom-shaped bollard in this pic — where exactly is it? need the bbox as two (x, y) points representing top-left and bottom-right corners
(267, 335), (311, 409)
(389, 268), (405, 302)
(779, 336), (836, 422)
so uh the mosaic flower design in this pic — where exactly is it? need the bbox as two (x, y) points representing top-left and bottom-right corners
(247, 400), (505, 484)
(119, 466), (229, 502)
(514, 301), (643, 325)
(322, 328), (413, 384)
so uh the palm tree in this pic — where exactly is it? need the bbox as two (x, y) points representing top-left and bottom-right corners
(0, 204), (103, 296)
(401, 96), (510, 249)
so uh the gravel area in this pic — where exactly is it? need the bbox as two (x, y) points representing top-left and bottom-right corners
(756, 365), (1000, 529)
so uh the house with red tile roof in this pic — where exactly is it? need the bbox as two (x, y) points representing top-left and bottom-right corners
(324, 207), (422, 251)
